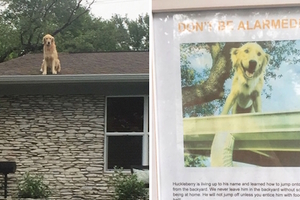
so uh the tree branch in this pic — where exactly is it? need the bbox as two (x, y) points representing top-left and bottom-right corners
(52, 0), (95, 36)
(182, 42), (242, 108)
(43, 0), (58, 18)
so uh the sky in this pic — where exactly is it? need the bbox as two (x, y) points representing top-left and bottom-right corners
(90, 0), (149, 19)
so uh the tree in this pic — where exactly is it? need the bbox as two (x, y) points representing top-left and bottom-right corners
(127, 14), (149, 51)
(53, 13), (119, 52)
(0, 1), (149, 62)
(181, 41), (300, 117)
(184, 153), (208, 167)
(110, 14), (131, 51)
(0, 0), (95, 62)
(54, 14), (149, 52)
(0, 17), (20, 61)
(108, 14), (149, 51)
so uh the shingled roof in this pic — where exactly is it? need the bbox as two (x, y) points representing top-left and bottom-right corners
(0, 52), (149, 75)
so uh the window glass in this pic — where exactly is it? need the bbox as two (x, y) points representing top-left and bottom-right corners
(107, 136), (143, 169)
(107, 97), (144, 132)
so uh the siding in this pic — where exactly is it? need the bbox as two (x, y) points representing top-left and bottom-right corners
(0, 94), (113, 199)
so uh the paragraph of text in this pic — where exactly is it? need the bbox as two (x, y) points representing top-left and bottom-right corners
(172, 182), (300, 199)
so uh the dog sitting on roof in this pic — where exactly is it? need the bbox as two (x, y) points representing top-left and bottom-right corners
(40, 34), (61, 75)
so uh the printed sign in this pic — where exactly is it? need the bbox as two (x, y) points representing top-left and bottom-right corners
(153, 7), (300, 200)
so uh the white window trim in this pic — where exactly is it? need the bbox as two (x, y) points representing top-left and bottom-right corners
(104, 95), (149, 172)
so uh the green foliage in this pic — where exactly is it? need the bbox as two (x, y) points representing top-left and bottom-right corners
(18, 172), (52, 199)
(127, 14), (149, 51)
(184, 154), (208, 167)
(109, 168), (148, 200)
(109, 14), (149, 51)
(0, 0), (95, 61)
(0, 0), (149, 62)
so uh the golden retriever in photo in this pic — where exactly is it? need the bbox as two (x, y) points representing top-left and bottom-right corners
(221, 43), (270, 114)
(41, 34), (61, 75)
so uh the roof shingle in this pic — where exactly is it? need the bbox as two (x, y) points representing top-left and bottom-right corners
(0, 52), (149, 75)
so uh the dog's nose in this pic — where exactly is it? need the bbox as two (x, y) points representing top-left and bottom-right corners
(248, 60), (257, 73)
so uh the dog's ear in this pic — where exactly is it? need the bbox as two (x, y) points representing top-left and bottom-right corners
(51, 37), (55, 43)
(230, 48), (239, 55)
(230, 48), (239, 68)
(230, 48), (238, 56)
(42, 37), (45, 45)
(262, 53), (270, 68)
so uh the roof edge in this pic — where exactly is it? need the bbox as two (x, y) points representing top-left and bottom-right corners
(0, 74), (149, 84)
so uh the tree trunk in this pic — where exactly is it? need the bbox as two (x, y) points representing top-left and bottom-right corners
(182, 42), (242, 108)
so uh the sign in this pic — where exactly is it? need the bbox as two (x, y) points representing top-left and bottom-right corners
(153, 7), (300, 200)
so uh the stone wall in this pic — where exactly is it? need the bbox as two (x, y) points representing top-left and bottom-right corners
(0, 94), (114, 199)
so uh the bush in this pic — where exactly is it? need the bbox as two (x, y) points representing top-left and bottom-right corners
(110, 167), (148, 200)
(18, 172), (52, 199)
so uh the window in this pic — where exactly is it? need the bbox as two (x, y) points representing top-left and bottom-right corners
(105, 96), (149, 170)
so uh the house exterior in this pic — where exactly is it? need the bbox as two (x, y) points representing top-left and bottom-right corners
(0, 52), (149, 199)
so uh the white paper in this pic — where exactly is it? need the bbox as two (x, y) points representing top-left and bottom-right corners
(153, 7), (300, 200)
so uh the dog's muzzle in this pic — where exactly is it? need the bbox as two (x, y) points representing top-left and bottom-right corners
(242, 60), (257, 78)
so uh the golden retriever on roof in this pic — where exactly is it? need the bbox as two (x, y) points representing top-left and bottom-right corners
(40, 34), (61, 75)
(221, 43), (270, 114)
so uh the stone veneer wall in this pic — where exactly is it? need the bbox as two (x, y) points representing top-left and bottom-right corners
(0, 94), (114, 200)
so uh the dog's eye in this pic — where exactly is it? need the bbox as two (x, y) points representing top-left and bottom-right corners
(244, 49), (249, 53)
(257, 52), (261, 56)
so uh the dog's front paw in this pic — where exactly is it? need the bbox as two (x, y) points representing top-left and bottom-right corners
(52, 70), (57, 75)
(42, 71), (47, 75)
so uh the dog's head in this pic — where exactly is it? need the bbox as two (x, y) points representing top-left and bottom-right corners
(231, 43), (270, 79)
(43, 34), (55, 47)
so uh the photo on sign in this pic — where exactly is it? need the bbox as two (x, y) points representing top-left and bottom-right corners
(181, 40), (300, 167)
